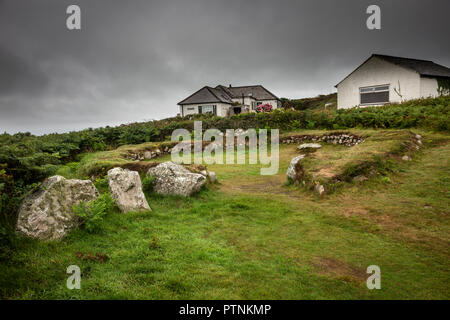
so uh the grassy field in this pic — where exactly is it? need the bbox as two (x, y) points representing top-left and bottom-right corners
(1, 129), (449, 299)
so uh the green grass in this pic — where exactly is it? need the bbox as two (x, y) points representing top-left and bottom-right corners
(1, 129), (449, 299)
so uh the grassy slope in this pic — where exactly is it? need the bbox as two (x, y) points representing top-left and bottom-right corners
(1, 129), (449, 299)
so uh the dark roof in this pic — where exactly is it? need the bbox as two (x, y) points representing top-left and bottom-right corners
(178, 84), (279, 105)
(178, 86), (233, 105)
(216, 85), (280, 100)
(374, 54), (450, 78)
(336, 54), (450, 87)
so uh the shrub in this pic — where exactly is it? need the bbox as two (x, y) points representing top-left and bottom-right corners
(256, 104), (273, 113)
(73, 193), (115, 233)
(94, 176), (109, 194)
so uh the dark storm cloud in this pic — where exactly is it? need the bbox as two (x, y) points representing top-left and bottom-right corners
(0, 0), (449, 134)
(0, 47), (49, 95)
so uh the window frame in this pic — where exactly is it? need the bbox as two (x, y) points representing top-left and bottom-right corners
(359, 84), (390, 105)
(198, 105), (217, 115)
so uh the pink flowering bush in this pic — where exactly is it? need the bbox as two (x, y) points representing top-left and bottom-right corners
(256, 104), (273, 113)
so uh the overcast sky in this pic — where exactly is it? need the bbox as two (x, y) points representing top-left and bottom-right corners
(0, 0), (449, 134)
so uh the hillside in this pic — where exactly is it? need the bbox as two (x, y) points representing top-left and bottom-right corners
(1, 126), (450, 299)
(281, 93), (337, 111)
(0, 96), (449, 299)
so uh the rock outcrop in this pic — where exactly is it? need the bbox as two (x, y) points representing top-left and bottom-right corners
(107, 167), (151, 212)
(147, 161), (206, 197)
(286, 155), (306, 184)
(16, 176), (99, 240)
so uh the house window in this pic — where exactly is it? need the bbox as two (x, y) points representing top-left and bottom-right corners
(360, 85), (390, 105)
(187, 107), (195, 111)
(199, 105), (217, 115)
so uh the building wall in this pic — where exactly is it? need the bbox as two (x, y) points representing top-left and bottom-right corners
(260, 99), (281, 109)
(337, 56), (421, 109)
(420, 77), (439, 98)
(179, 103), (230, 117)
(235, 98), (280, 110)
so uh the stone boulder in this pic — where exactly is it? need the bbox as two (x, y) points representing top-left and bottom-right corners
(16, 176), (99, 240)
(286, 155), (306, 184)
(298, 143), (322, 152)
(147, 161), (206, 197)
(107, 167), (151, 212)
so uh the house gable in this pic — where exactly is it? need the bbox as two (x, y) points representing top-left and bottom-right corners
(336, 54), (450, 88)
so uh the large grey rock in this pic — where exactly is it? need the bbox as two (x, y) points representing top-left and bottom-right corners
(107, 167), (151, 212)
(286, 155), (306, 184)
(147, 161), (206, 197)
(16, 175), (99, 240)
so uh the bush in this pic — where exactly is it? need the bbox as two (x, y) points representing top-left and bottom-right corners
(73, 193), (115, 233)
(94, 176), (109, 194)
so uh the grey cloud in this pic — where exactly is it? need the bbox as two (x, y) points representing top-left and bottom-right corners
(0, 0), (449, 134)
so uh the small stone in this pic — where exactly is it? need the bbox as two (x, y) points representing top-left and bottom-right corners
(415, 134), (422, 140)
(314, 184), (325, 196)
(298, 143), (322, 152)
(200, 170), (208, 176)
(353, 175), (368, 182)
(208, 171), (217, 183)
(144, 151), (152, 159)
(402, 155), (412, 161)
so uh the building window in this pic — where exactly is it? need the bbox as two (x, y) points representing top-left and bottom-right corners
(198, 105), (217, 115)
(360, 85), (389, 105)
(187, 107), (195, 111)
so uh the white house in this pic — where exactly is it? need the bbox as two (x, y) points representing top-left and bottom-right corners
(178, 84), (281, 117)
(336, 54), (450, 109)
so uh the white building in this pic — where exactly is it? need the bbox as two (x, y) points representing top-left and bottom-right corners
(336, 54), (450, 109)
(178, 84), (281, 117)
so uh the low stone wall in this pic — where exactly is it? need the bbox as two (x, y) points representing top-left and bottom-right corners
(281, 132), (364, 147)
(125, 141), (212, 161)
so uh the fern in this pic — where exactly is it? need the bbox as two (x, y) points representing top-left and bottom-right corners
(73, 193), (115, 233)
